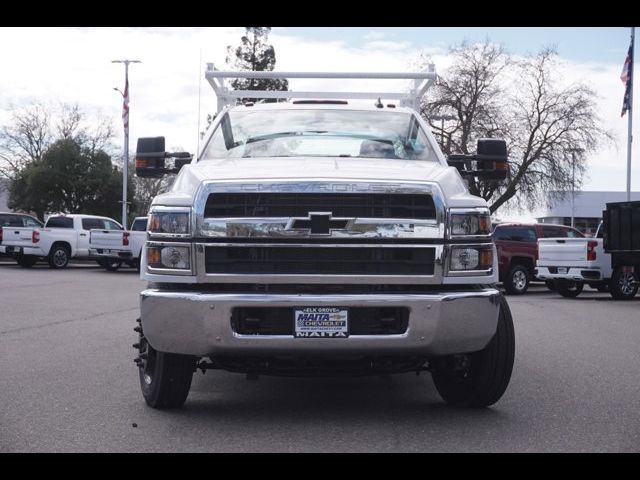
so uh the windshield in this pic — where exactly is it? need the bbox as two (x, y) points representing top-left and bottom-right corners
(202, 109), (439, 161)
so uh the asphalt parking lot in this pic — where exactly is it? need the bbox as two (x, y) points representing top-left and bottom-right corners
(1, 258), (639, 452)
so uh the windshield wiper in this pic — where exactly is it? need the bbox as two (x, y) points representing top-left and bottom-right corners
(243, 130), (396, 149)
(245, 131), (329, 144)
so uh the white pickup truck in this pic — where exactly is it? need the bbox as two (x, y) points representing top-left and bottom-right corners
(536, 223), (611, 297)
(1, 213), (124, 268)
(129, 68), (516, 410)
(89, 216), (148, 271)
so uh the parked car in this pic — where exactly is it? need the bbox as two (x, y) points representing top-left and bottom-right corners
(1, 213), (123, 268)
(492, 222), (584, 294)
(0, 212), (44, 259)
(536, 222), (611, 297)
(89, 216), (148, 271)
(603, 200), (640, 300)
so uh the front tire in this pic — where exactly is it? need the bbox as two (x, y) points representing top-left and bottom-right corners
(430, 295), (515, 408)
(556, 280), (584, 298)
(609, 267), (638, 300)
(504, 264), (529, 295)
(137, 325), (197, 409)
(48, 245), (70, 269)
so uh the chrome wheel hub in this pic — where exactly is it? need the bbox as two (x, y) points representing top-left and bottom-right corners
(53, 250), (67, 266)
(619, 273), (636, 295)
(513, 270), (527, 290)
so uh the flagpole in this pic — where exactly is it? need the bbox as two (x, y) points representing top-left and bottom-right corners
(626, 27), (635, 202)
(112, 59), (141, 228)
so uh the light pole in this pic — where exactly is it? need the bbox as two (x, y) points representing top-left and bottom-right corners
(568, 148), (583, 229)
(571, 152), (575, 229)
(112, 59), (141, 228)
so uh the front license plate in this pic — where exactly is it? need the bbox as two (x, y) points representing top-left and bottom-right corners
(294, 307), (348, 338)
(558, 267), (568, 274)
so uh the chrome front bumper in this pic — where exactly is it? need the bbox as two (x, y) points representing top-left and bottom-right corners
(140, 288), (502, 357)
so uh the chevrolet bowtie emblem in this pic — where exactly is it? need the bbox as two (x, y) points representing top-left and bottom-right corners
(288, 212), (351, 235)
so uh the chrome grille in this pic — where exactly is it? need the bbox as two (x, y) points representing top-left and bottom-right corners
(204, 193), (436, 220)
(205, 245), (436, 275)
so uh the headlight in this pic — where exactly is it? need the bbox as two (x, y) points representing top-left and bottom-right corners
(450, 211), (491, 236)
(449, 246), (493, 271)
(147, 245), (191, 270)
(148, 210), (190, 236)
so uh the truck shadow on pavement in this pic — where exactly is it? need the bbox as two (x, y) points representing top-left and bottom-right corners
(176, 372), (508, 424)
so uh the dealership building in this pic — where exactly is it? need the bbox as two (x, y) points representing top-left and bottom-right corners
(537, 190), (640, 236)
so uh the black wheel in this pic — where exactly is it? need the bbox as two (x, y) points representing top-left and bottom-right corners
(48, 245), (70, 269)
(430, 295), (515, 408)
(103, 259), (123, 271)
(136, 321), (197, 409)
(609, 267), (638, 300)
(504, 264), (529, 295)
(556, 280), (584, 298)
(545, 280), (556, 291)
(16, 254), (38, 268)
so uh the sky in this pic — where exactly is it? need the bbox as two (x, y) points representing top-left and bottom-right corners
(0, 26), (638, 220)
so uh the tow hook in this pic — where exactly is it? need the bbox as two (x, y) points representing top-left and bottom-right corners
(133, 317), (145, 367)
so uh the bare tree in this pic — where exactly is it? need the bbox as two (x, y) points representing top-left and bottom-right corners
(0, 103), (51, 179)
(56, 103), (82, 139)
(422, 41), (510, 160)
(421, 41), (612, 214)
(0, 102), (116, 180)
(134, 175), (174, 216)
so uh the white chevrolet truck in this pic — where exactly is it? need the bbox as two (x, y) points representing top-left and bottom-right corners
(89, 216), (148, 271)
(536, 222), (612, 297)
(132, 68), (515, 409)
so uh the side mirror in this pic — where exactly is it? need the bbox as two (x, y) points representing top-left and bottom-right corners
(135, 136), (193, 178)
(447, 138), (509, 181)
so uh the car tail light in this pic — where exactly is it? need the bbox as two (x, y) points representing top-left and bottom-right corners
(587, 240), (597, 261)
(123, 232), (130, 246)
(32, 230), (40, 243)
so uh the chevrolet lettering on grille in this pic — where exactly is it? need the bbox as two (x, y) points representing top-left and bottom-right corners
(286, 212), (352, 235)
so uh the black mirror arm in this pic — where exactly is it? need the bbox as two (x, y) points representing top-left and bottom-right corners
(447, 153), (509, 180)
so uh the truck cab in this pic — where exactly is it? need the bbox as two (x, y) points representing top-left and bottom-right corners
(131, 68), (515, 409)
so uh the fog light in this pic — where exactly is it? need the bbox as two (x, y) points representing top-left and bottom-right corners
(147, 245), (191, 270)
(160, 246), (190, 269)
(451, 248), (480, 270)
(450, 247), (493, 271)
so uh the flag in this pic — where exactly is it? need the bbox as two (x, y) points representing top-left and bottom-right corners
(122, 71), (129, 134)
(621, 43), (633, 117)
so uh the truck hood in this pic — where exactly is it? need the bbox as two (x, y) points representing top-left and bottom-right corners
(153, 157), (486, 208)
